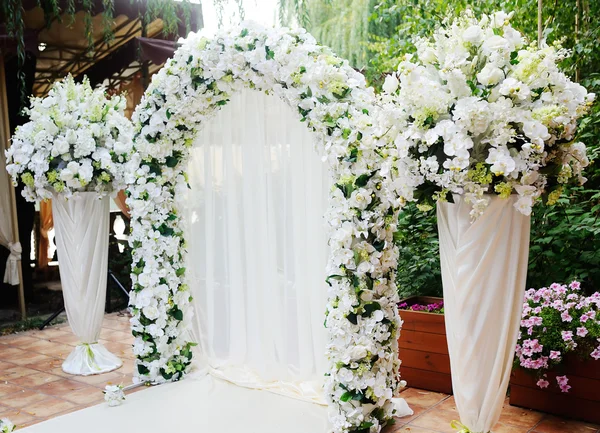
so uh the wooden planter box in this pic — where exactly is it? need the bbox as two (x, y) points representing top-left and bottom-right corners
(398, 296), (452, 394)
(510, 355), (600, 424)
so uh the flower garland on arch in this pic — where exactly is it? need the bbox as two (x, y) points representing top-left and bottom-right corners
(128, 22), (403, 433)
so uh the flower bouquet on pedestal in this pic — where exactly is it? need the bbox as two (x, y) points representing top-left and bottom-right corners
(379, 9), (595, 433)
(5, 75), (137, 375)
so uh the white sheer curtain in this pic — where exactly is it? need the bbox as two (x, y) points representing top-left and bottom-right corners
(180, 88), (330, 404)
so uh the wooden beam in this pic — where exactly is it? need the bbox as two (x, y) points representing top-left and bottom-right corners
(0, 54), (26, 319)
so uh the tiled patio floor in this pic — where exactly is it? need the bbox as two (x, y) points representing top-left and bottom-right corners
(0, 312), (137, 429)
(0, 311), (598, 432)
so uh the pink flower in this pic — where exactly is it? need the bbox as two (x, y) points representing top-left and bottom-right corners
(570, 281), (581, 290)
(530, 316), (543, 326)
(556, 375), (571, 393)
(576, 327), (588, 338)
(561, 331), (573, 342)
(549, 350), (561, 360)
(591, 347), (600, 360)
(561, 311), (572, 322)
(536, 378), (550, 389)
(581, 313), (590, 323)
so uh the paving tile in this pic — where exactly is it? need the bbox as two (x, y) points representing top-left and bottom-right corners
(1, 389), (50, 408)
(0, 360), (15, 370)
(21, 397), (77, 418)
(34, 378), (88, 396)
(401, 388), (449, 408)
(62, 385), (104, 405)
(27, 328), (70, 339)
(386, 426), (437, 433)
(8, 351), (56, 366)
(395, 404), (429, 425)
(409, 408), (459, 433)
(0, 382), (25, 398)
(492, 421), (529, 433)
(71, 370), (127, 387)
(0, 406), (38, 427)
(24, 357), (64, 373)
(0, 366), (40, 382)
(50, 333), (81, 346)
(532, 416), (600, 433)
(0, 335), (41, 347)
(0, 347), (28, 361)
(499, 400), (544, 429)
(99, 329), (133, 343)
(10, 371), (63, 388)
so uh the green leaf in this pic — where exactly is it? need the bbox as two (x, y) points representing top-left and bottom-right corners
(176, 267), (186, 277)
(240, 28), (248, 37)
(265, 46), (275, 60)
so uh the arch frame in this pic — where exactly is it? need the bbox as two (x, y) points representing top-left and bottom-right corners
(128, 22), (402, 433)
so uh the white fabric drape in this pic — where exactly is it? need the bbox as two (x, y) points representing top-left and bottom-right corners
(437, 195), (531, 433)
(0, 99), (19, 286)
(181, 88), (330, 404)
(52, 193), (122, 375)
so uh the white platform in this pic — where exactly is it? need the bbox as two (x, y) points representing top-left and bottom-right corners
(20, 373), (329, 433)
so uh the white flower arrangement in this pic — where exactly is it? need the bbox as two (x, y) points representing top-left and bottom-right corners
(5, 74), (136, 202)
(103, 384), (126, 407)
(381, 10), (595, 218)
(0, 418), (15, 433)
(128, 21), (403, 433)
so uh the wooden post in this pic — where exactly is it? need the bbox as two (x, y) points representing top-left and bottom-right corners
(575, 0), (581, 82)
(0, 54), (27, 319)
(538, 0), (543, 47)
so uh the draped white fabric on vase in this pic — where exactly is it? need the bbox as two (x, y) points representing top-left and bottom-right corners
(181, 88), (330, 404)
(52, 193), (122, 375)
(437, 195), (531, 433)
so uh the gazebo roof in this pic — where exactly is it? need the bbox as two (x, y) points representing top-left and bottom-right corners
(3, 0), (202, 95)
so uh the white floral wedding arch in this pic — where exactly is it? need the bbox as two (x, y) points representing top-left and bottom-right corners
(127, 22), (403, 433)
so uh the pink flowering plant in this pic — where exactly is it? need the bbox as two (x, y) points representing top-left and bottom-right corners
(398, 300), (444, 314)
(515, 281), (600, 392)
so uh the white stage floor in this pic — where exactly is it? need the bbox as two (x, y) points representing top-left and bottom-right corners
(20, 373), (329, 433)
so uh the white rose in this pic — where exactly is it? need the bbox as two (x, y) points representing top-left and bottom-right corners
(463, 25), (483, 44)
(60, 161), (80, 182)
(382, 74), (399, 94)
(143, 305), (160, 320)
(349, 345), (368, 361)
(113, 140), (132, 155)
(53, 137), (70, 156)
(477, 63), (504, 86)
(482, 35), (510, 54)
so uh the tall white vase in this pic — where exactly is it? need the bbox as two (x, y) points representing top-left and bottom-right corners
(437, 195), (530, 433)
(52, 192), (122, 375)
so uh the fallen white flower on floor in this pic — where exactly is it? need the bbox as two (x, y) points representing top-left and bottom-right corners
(0, 418), (15, 433)
(104, 384), (126, 407)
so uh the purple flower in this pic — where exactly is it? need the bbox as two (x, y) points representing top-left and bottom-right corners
(576, 327), (588, 338)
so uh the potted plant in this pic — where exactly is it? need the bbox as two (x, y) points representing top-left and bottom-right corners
(510, 281), (600, 423)
(398, 297), (451, 394)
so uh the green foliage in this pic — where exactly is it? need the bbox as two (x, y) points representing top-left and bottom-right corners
(280, 0), (373, 68)
(394, 203), (442, 298)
